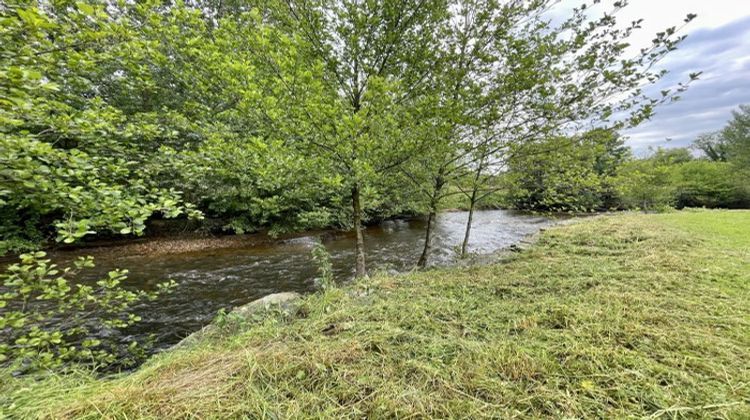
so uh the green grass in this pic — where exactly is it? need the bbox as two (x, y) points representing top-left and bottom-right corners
(2, 210), (749, 418)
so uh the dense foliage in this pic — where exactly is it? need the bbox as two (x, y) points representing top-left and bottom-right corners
(504, 105), (750, 212)
(1, 0), (698, 261)
(505, 146), (750, 213)
(0, 2), (208, 254)
(612, 106), (750, 210)
(692, 104), (750, 190)
(613, 148), (749, 210)
(506, 129), (628, 212)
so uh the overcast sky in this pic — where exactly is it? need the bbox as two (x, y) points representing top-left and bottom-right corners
(556, 0), (750, 154)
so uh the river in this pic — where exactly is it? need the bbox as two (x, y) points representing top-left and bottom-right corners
(11, 210), (555, 355)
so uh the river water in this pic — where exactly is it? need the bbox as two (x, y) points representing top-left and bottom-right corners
(12, 210), (554, 354)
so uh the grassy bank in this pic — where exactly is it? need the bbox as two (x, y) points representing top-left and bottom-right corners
(3, 210), (749, 418)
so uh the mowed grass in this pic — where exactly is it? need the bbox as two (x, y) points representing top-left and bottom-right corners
(2, 210), (749, 418)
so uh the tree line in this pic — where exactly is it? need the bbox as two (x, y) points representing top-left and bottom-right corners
(2, 0), (700, 276)
(502, 105), (750, 212)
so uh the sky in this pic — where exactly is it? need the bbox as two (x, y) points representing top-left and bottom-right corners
(556, 0), (750, 154)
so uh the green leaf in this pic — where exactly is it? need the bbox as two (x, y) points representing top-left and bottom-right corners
(77, 2), (95, 16)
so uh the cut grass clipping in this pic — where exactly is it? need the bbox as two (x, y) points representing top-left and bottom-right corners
(2, 210), (749, 418)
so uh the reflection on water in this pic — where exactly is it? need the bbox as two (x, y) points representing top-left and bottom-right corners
(20, 210), (554, 351)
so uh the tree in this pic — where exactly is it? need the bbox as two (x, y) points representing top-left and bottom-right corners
(722, 105), (750, 203)
(276, 0), (449, 277)
(692, 132), (729, 162)
(693, 104), (749, 166)
(672, 160), (741, 208)
(0, 1), (203, 252)
(722, 104), (750, 169)
(134, 5), (351, 236)
(1, 1), (338, 250)
(506, 129), (628, 212)
(410, 0), (698, 265)
(398, 0), (501, 267)
(613, 147), (749, 210)
(687, 105), (750, 208)
(649, 147), (694, 165)
(613, 154), (676, 210)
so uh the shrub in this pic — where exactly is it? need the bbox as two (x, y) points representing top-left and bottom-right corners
(505, 129), (628, 212)
(0, 252), (175, 372)
(311, 243), (334, 290)
(672, 161), (745, 208)
(613, 160), (676, 211)
(614, 156), (750, 210)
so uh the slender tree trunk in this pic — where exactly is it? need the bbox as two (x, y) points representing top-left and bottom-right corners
(461, 186), (478, 258)
(417, 206), (436, 268)
(351, 183), (366, 278)
(417, 175), (444, 268)
(461, 157), (485, 258)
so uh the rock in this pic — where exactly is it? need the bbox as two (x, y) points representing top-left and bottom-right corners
(280, 236), (320, 247)
(232, 292), (302, 318)
(173, 292), (302, 349)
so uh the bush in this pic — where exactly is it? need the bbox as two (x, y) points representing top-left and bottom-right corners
(672, 161), (745, 208)
(613, 160), (676, 211)
(614, 155), (750, 210)
(506, 129), (628, 212)
(0, 252), (175, 372)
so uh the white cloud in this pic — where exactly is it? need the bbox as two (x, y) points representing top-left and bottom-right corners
(554, 1), (750, 153)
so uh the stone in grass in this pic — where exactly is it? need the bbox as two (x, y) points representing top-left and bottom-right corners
(232, 292), (302, 318)
(174, 292), (302, 349)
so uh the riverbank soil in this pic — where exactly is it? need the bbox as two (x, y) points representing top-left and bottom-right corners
(3, 210), (749, 418)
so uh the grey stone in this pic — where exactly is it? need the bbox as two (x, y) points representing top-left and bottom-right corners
(173, 292), (302, 349)
(232, 292), (302, 317)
